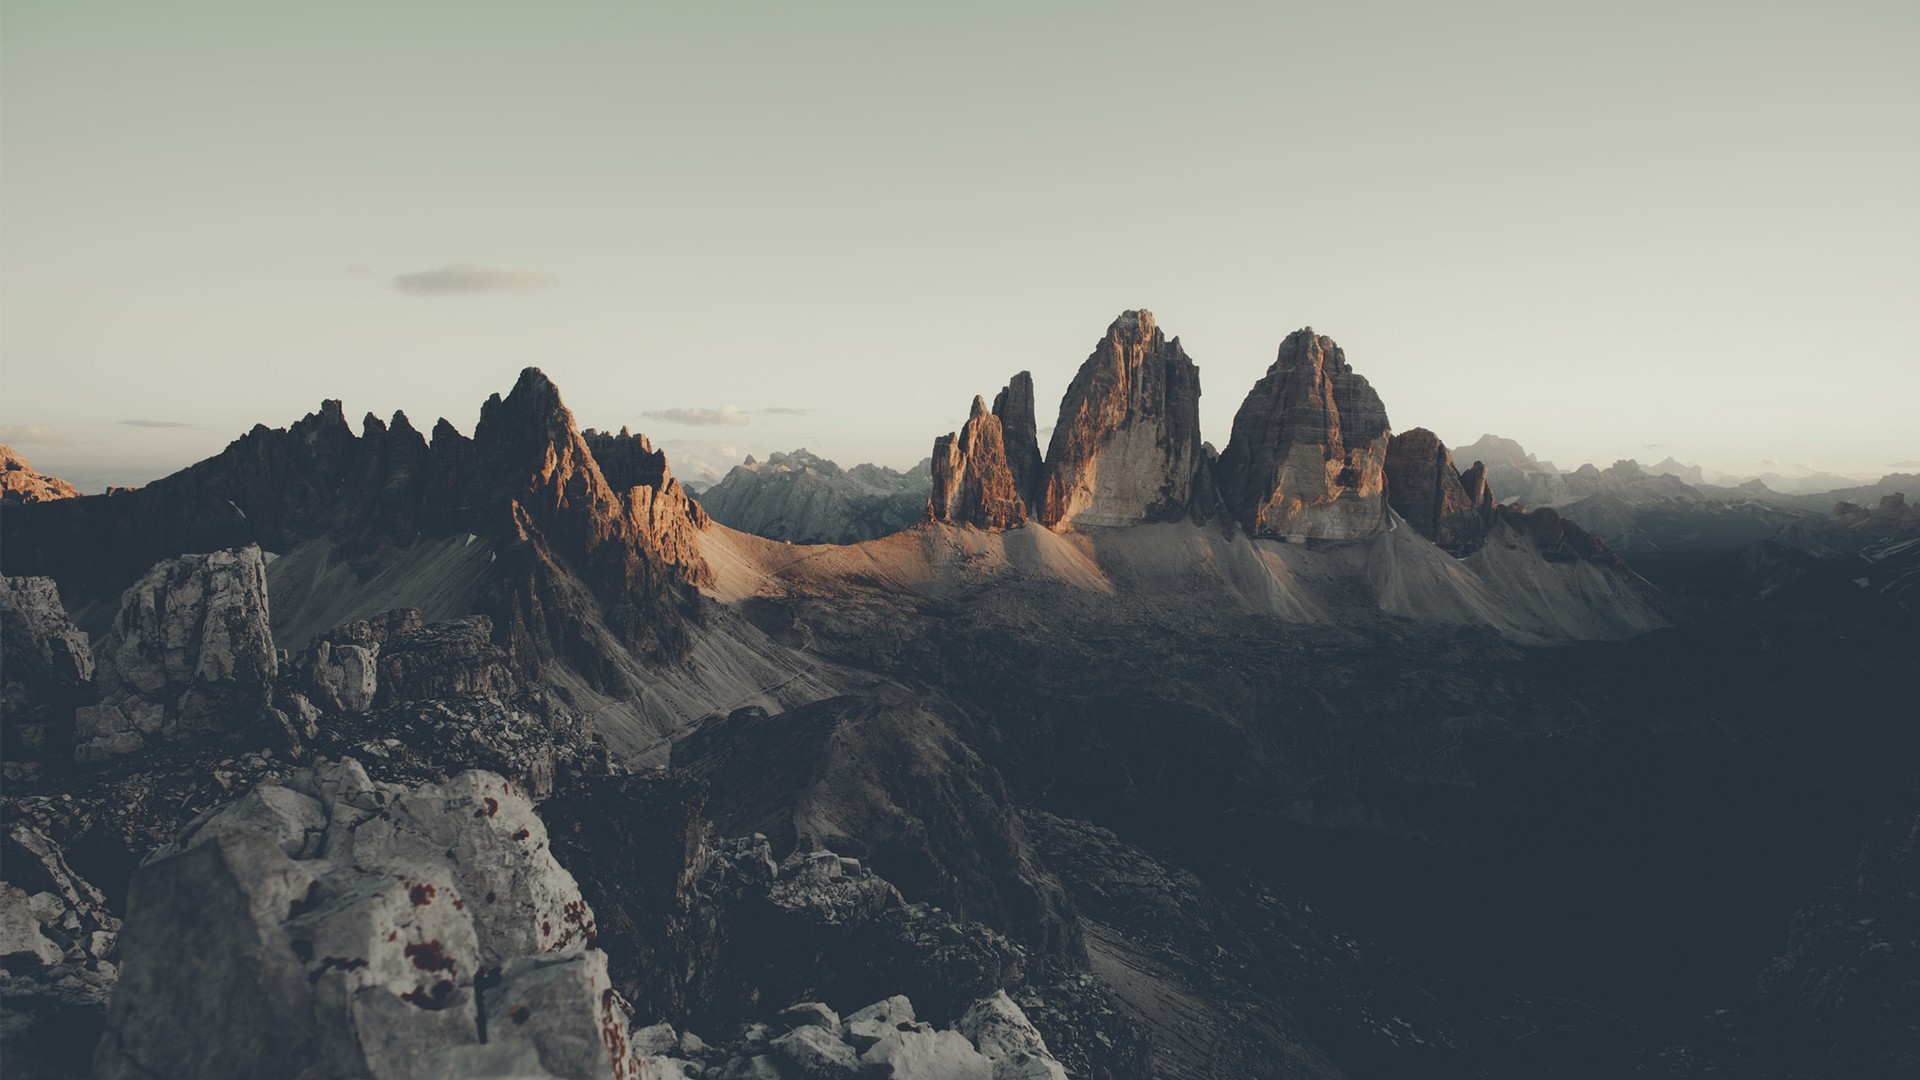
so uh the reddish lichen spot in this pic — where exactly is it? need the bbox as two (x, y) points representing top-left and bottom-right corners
(509, 1003), (531, 1025)
(484, 797), (499, 817)
(512, 828), (531, 842)
(409, 882), (436, 907)
(404, 940), (456, 973)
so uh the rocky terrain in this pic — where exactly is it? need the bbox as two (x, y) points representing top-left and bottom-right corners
(2, 309), (1914, 1079)
(697, 450), (931, 545)
(1, 446), (81, 506)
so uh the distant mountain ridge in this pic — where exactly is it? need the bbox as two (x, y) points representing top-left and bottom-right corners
(696, 448), (931, 544)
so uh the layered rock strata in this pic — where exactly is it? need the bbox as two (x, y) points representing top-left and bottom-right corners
(1216, 328), (1391, 539)
(0, 446), (81, 505)
(928, 398), (1031, 530)
(1037, 311), (1207, 528)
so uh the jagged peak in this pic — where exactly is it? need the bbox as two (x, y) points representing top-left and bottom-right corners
(389, 410), (421, 440)
(290, 399), (353, 441)
(361, 412), (387, 438)
(970, 395), (989, 419)
(430, 417), (467, 449)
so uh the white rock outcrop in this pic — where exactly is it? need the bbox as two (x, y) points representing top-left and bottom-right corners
(94, 758), (636, 1080)
(72, 546), (279, 764)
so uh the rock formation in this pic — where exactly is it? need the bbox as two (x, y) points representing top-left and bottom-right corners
(1384, 428), (1494, 556)
(1037, 311), (1207, 528)
(674, 697), (1082, 963)
(696, 449), (931, 544)
(71, 546), (278, 765)
(0, 446), (81, 505)
(1215, 328), (1391, 540)
(1, 576), (94, 772)
(94, 759), (630, 1080)
(0, 370), (713, 703)
(992, 373), (1044, 510)
(928, 398), (1030, 530)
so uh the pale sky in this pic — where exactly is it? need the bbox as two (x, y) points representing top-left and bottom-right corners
(3, 1), (1915, 491)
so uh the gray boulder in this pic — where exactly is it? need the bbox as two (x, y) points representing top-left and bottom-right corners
(956, 991), (1068, 1080)
(0, 575), (93, 772)
(74, 546), (278, 764)
(94, 759), (635, 1080)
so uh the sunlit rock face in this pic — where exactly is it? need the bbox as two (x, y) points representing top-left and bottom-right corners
(929, 397), (1030, 530)
(1036, 311), (1207, 529)
(0, 445), (80, 506)
(1216, 328), (1392, 540)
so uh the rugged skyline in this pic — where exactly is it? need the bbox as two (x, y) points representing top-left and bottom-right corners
(4, 2), (1916, 488)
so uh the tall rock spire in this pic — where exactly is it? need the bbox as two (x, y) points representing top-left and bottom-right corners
(928, 396), (1029, 529)
(1216, 328), (1391, 540)
(1384, 428), (1494, 555)
(1036, 310), (1206, 529)
(991, 372), (1044, 510)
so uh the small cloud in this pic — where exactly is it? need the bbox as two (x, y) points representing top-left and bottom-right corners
(761, 407), (813, 416)
(392, 262), (555, 296)
(1889, 459), (1920, 469)
(1641, 443), (1667, 450)
(118, 419), (197, 429)
(0, 424), (75, 446)
(641, 406), (751, 427)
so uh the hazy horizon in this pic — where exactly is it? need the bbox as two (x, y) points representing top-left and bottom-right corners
(4, 2), (1915, 491)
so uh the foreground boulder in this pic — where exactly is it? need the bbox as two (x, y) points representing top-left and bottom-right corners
(0, 822), (122, 1080)
(94, 758), (636, 1080)
(0, 576), (94, 772)
(71, 546), (278, 764)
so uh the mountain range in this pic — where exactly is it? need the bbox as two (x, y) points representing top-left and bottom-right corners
(1, 310), (1915, 1080)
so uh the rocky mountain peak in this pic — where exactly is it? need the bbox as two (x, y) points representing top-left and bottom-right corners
(929, 391), (1029, 530)
(991, 372), (1043, 508)
(1384, 428), (1495, 556)
(1036, 310), (1207, 528)
(1, 445), (81, 505)
(1215, 327), (1392, 539)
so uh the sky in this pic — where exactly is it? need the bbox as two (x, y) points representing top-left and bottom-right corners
(3, 0), (1915, 491)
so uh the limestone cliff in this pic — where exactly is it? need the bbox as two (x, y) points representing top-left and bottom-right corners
(1216, 328), (1391, 540)
(928, 397), (1029, 530)
(1384, 428), (1494, 556)
(1037, 311), (1206, 529)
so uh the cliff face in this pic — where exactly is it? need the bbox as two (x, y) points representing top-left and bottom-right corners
(1037, 311), (1207, 529)
(1214, 329), (1390, 540)
(1384, 428), (1494, 556)
(928, 397), (1029, 530)
(992, 373), (1045, 510)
